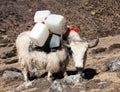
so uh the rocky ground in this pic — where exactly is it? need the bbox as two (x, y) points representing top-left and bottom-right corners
(0, 0), (120, 92)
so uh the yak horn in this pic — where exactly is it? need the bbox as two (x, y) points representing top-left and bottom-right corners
(88, 32), (99, 48)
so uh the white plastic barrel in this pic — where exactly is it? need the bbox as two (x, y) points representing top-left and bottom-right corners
(34, 10), (51, 23)
(45, 14), (67, 35)
(29, 23), (49, 47)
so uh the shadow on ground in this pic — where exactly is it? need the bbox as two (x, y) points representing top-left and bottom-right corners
(29, 68), (97, 81)
(83, 68), (98, 79)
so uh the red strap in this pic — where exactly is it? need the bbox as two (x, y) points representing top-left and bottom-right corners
(68, 27), (80, 33)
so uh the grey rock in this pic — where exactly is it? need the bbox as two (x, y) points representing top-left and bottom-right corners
(0, 28), (6, 32)
(8, 80), (36, 92)
(7, 43), (14, 47)
(75, 86), (86, 91)
(97, 81), (111, 88)
(2, 58), (18, 64)
(3, 70), (23, 80)
(91, 11), (96, 15)
(1, 38), (10, 43)
(0, 49), (16, 59)
(0, 43), (8, 47)
(49, 80), (66, 92)
(109, 58), (120, 71)
(63, 74), (83, 84)
(0, 52), (8, 59)
(97, 81), (111, 86)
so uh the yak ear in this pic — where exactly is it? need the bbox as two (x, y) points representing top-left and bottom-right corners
(62, 40), (71, 48)
(63, 43), (71, 48)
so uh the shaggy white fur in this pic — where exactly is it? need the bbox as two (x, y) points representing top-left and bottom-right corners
(16, 31), (69, 82)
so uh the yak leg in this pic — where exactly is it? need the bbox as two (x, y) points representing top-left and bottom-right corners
(47, 71), (53, 82)
(63, 67), (68, 77)
(21, 64), (29, 82)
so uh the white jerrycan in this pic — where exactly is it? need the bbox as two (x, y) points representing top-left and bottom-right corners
(45, 14), (67, 35)
(29, 23), (49, 47)
(34, 10), (51, 23)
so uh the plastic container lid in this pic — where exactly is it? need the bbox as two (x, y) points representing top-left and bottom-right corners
(34, 10), (51, 23)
